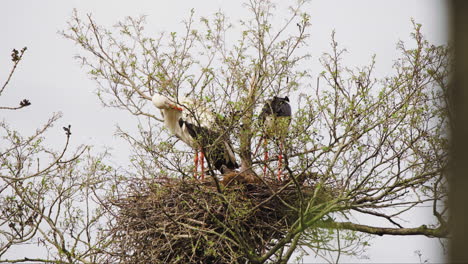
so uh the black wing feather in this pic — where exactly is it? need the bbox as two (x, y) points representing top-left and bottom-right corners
(179, 118), (239, 172)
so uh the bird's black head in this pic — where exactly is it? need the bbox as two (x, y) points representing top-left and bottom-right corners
(272, 96), (289, 102)
(263, 96), (291, 117)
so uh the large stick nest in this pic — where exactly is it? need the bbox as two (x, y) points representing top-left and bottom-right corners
(105, 172), (330, 263)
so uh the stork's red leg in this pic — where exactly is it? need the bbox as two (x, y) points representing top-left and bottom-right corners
(277, 141), (283, 181)
(194, 152), (199, 179)
(200, 151), (205, 180)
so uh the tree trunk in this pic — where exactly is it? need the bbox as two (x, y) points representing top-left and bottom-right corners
(239, 74), (259, 173)
(449, 0), (468, 261)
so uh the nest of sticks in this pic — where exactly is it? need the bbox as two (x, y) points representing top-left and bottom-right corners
(105, 172), (330, 263)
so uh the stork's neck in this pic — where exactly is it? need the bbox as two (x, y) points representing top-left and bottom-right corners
(162, 109), (182, 135)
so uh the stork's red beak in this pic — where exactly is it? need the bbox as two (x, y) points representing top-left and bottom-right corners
(169, 104), (183, 111)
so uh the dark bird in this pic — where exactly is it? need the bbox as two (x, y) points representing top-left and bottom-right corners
(152, 94), (238, 179)
(259, 96), (292, 180)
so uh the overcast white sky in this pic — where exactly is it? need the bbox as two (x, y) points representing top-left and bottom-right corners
(0, 0), (449, 262)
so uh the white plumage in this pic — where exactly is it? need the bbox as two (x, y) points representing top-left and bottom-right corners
(152, 94), (194, 146)
(152, 93), (238, 178)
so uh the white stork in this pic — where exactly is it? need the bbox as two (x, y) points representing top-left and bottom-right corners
(152, 93), (238, 179)
(259, 96), (292, 180)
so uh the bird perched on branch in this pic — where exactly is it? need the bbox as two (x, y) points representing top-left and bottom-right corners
(259, 96), (292, 180)
(152, 93), (239, 179)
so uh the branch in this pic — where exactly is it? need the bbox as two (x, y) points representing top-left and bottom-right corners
(317, 220), (448, 238)
(0, 99), (31, 110)
(0, 257), (65, 264)
(1, 47), (27, 96)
